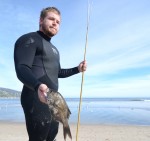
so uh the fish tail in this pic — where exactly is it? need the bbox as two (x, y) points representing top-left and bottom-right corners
(63, 124), (72, 140)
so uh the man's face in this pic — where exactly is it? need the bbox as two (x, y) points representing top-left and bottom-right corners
(40, 11), (61, 37)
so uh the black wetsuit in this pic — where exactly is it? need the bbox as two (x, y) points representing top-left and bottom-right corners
(14, 31), (79, 141)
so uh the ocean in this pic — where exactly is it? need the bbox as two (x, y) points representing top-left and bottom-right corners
(0, 97), (150, 126)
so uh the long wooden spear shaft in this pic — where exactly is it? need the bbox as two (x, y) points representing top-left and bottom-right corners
(76, 1), (92, 141)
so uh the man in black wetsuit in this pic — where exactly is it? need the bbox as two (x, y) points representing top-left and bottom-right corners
(14, 7), (87, 141)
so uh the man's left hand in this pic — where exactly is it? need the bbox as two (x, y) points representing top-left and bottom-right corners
(78, 60), (87, 72)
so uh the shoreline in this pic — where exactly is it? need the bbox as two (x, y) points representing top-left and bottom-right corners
(1, 119), (150, 127)
(0, 121), (150, 141)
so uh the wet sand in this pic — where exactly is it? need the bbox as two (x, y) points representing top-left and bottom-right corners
(0, 121), (150, 141)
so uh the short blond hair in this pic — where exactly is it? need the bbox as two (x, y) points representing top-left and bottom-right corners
(40, 7), (61, 19)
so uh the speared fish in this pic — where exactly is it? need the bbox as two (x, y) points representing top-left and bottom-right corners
(46, 89), (72, 141)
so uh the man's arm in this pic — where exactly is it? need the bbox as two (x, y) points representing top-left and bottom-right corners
(14, 35), (41, 91)
(58, 61), (87, 78)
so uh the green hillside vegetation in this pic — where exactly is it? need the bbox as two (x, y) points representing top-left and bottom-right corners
(0, 87), (21, 97)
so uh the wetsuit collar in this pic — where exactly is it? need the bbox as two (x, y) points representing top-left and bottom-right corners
(37, 31), (51, 42)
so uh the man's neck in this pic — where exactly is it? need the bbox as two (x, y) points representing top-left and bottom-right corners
(37, 31), (51, 42)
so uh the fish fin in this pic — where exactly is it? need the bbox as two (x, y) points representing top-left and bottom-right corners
(68, 107), (71, 114)
(67, 108), (71, 119)
(63, 124), (72, 140)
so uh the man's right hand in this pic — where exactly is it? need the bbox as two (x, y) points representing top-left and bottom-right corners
(38, 84), (49, 104)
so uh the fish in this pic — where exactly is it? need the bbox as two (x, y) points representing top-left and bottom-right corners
(46, 89), (72, 141)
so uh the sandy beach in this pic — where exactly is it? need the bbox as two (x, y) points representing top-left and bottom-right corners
(0, 121), (150, 141)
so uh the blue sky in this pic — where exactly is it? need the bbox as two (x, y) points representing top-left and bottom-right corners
(0, 0), (150, 98)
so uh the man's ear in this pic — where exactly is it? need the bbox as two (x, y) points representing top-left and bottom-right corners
(39, 18), (43, 26)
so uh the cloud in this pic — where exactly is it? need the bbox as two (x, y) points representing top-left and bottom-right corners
(58, 74), (150, 98)
(84, 15), (150, 76)
(81, 74), (150, 97)
(87, 45), (150, 76)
